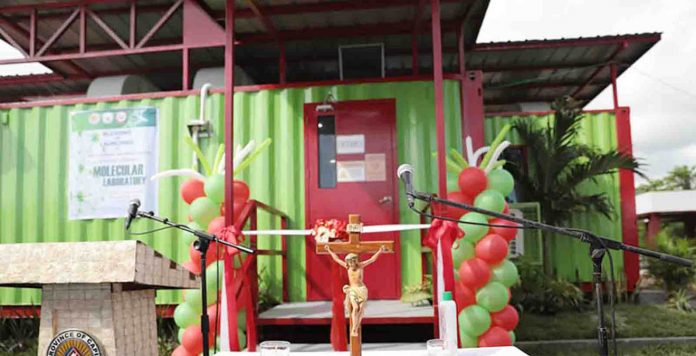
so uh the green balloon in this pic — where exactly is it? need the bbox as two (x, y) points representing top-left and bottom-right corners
(238, 309), (247, 331)
(460, 330), (478, 348)
(476, 282), (509, 312)
(491, 260), (519, 287)
(206, 261), (224, 293)
(238, 329), (247, 350)
(190, 197), (219, 227)
(458, 305), (491, 337)
(474, 189), (506, 213)
(452, 240), (475, 267)
(487, 169), (515, 196)
(184, 289), (204, 313)
(459, 212), (490, 243)
(509, 331), (516, 344)
(447, 174), (460, 192)
(177, 327), (185, 344)
(205, 174), (226, 204)
(173, 303), (198, 329)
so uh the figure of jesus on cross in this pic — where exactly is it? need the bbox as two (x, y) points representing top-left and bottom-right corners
(316, 214), (394, 355)
(324, 244), (385, 336)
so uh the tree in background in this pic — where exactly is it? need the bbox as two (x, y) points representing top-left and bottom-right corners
(510, 96), (643, 275)
(637, 165), (696, 193)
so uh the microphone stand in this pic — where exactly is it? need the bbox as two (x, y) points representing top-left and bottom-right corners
(407, 191), (692, 356)
(136, 210), (254, 356)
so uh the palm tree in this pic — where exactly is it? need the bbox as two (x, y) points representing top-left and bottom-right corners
(509, 97), (643, 275)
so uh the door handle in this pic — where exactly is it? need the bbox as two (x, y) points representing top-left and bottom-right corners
(378, 196), (393, 204)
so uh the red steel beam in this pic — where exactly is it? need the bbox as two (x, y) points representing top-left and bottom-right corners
(86, 8), (129, 49)
(129, 1), (137, 48)
(0, 0), (134, 13)
(29, 9), (36, 56)
(432, 0), (448, 202)
(0, 43), (187, 64)
(0, 13), (91, 78)
(610, 63), (619, 109)
(36, 8), (80, 56)
(0, 22), (28, 57)
(223, 0), (238, 351)
(136, 0), (183, 49)
(79, 6), (86, 53)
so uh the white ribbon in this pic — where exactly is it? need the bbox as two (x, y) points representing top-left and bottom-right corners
(241, 224), (431, 236)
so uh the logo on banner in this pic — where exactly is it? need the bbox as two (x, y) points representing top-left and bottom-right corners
(46, 329), (103, 356)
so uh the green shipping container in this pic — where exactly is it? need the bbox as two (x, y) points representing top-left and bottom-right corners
(0, 79), (625, 306)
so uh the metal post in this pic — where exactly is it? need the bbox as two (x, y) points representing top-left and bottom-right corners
(224, 0), (239, 351)
(183, 47), (190, 90)
(431, 0), (447, 200)
(590, 242), (609, 356)
(610, 63), (619, 109)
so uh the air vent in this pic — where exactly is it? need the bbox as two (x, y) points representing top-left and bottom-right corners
(339, 43), (385, 80)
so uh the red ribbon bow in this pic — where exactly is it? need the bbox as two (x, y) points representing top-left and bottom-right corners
(425, 219), (464, 293)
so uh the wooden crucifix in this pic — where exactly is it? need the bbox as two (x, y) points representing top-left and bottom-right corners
(316, 214), (395, 356)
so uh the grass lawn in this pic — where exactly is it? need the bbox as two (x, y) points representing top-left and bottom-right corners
(519, 344), (696, 356)
(517, 303), (696, 341)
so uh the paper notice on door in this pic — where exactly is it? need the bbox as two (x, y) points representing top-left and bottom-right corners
(336, 161), (366, 182)
(336, 135), (365, 154)
(365, 153), (386, 181)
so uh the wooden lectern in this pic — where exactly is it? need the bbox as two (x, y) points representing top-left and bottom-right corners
(0, 240), (199, 356)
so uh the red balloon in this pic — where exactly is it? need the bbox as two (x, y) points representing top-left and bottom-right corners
(172, 345), (197, 356)
(458, 258), (491, 290)
(233, 180), (251, 203)
(454, 281), (476, 311)
(458, 167), (488, 198)
(444, 191), (473, 220)
(207, 216), (227, 234)
(182, 260), (201, 275)
(491, 305), (519, 331)
(475, 234), (509, 265)
(478, 326), (512, 347)
(182, 325), (215, 355)
(181, 179), (206, 204)
(189, 241), (222, 267)
(489, 218), (519, 242)
(503, 202), (510, 214)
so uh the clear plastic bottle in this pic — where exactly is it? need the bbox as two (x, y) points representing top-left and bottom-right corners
(438, 291), (458, 355)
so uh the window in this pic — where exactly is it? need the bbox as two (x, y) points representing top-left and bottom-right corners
(317, 115), (337, 188)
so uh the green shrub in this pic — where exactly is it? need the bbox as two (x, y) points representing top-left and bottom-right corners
(0, 309), (39, 354)
(647, 232), (696, 294)
(511, 257), (584, 315)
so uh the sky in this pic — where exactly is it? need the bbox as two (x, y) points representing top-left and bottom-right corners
(478, 0), (696, 183)
(2, 0), (695, 183)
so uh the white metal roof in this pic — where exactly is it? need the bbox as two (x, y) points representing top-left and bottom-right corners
(636, 190), (696, 217)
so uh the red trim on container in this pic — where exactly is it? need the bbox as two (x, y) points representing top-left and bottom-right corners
(615, 107), (639, 291)
(0, 306), (41, 318)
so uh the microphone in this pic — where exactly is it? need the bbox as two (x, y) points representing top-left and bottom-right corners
(397, 164), (415, 208)
(125, 199), (141, 230)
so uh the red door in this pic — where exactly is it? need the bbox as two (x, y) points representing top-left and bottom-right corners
(304, 99), (400, 301)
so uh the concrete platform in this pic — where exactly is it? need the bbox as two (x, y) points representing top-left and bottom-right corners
(258, 300), (433, 325)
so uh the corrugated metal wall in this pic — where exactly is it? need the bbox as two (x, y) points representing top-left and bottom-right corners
(0, 80), (464, 305)
(485, 112), (624, 282)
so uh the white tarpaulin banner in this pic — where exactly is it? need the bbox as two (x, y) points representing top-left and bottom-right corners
(68, 107), (158, 220)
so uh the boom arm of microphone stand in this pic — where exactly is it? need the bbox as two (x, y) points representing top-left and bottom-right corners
(411, 192), (693, 267)
(136, 211), (255, 255)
